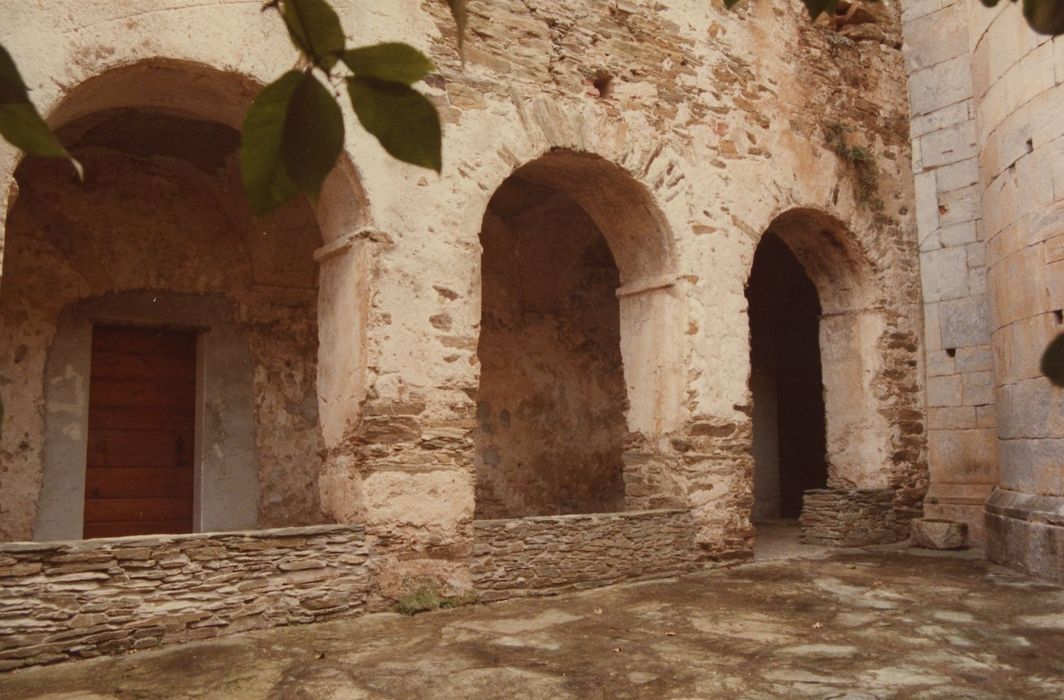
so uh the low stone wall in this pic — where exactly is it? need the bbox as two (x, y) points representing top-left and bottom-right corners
(472, 509), (702, 601)
(800, 489), (900, 546)
(0, 525), (371, 671)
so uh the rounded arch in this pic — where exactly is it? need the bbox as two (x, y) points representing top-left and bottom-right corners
(755, 207), (878, 316)
(0, 57), (376, 540)
(484, 149), (679, 288)
(745, 206), (892, 496)
(1, 58), (372, 256)
(473, 148), (687, 519)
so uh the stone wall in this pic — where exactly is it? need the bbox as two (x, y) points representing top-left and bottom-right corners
(474, 182), (627, 518)
(0, 525), (370, 671)
(799, 489), (899, 546)
(902, 0), (997, 543)
(968, 3), (1064, 582)
(471, 510), (702, 601)
(0, 0), (925, 591)
(0, 112), (326, 540)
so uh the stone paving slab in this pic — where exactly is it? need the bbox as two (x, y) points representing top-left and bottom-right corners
(1, 549), (1062, 699)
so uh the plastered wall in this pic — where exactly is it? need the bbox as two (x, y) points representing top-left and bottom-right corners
(0, 112), (325, 540)
(0, 0), (925, 592)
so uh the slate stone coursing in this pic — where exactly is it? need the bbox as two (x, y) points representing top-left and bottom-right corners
(471, 510), (702, 601)
(0, 525), (371, 671)
(800, 489), (900, 546)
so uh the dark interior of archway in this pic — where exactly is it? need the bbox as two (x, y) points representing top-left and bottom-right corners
(474, 175), (627, 519)
(747, 232), (828, 520)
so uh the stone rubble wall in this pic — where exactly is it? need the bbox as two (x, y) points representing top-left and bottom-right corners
(0, 525), (371, 671)
(799, 489), (899, 546)
(471, 510), (702, 601)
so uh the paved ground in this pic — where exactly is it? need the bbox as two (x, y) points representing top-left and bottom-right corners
(1, 546), (1063, 699)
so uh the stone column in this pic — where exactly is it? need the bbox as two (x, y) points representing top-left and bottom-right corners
(967, 3), (1064, 581)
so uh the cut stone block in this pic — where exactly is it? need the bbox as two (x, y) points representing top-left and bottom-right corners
(911, 518), (969, 550)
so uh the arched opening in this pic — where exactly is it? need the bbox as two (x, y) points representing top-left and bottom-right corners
(747, 233), (828, 522)
(473, 151), (680, 519)
(0, 61), (369, 542)
(746, 209), (892, 548)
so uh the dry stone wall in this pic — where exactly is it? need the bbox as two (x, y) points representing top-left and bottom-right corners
(800, 489), (899, 546)
(471, 510), (702, 601)
(0, 525), (370, 671)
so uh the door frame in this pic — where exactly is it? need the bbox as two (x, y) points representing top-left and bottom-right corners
(35, 292), (260, 540)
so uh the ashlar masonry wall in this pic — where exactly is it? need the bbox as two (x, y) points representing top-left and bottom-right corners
(902, 0), (997, 543)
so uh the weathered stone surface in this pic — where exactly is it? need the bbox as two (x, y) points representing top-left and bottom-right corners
(0, 0), (925, 591)
(3, 550), (1063, 698)
(0, 526), (371, 671)
(472, 510), (702, 601)
(799, 489), (901, 546)
(910, 518), (968, 550)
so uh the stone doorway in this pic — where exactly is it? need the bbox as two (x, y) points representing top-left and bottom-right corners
(747, 232), (828, 523)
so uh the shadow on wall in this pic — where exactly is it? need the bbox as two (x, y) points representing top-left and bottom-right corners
(747, 232), (828, 521)
(0, 58), (373, 543)
(472, 150), (681, 520)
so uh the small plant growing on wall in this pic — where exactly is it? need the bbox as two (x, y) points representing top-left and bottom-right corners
(824, 122), (882, 211)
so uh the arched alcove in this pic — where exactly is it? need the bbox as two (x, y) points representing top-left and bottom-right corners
(747, 208), (890, 506)
(0, 60), (372, 541)
(747, 233), (828, 521)
(473, 150), (681, 518)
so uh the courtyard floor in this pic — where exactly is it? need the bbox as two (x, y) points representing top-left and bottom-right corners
(1, 544), (1062, 699)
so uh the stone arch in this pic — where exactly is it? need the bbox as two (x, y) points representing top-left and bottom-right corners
(0, 58), (374, 540)
(473, 149), (684, 518)
(747, 207), (891, 494)
(502, 150), (679, 287)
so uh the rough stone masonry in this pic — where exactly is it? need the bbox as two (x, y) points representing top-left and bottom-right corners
(3, 0), (1058, 671)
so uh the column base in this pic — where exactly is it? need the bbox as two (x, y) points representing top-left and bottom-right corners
(985, 488), (1064, 583)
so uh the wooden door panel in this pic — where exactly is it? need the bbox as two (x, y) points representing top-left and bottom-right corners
(90, 351), (195, 381)
(87, 405), (196, 432)
(83, 520), (192, 540)
(85, 468), (194, 500)
(87, 429), (194, 469)
(83, 497), (193, 523)
(85, 325), (197, 539)
(87, 379), (196, 408)
(91, 330), (197, 356)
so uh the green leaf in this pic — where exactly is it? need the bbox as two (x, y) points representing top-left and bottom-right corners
(444, 0), (467, 57)
(1023, 0), (1064, 35)
(348, 77), (442, 172)
(342, 43), (435, 85)
(1041, 333), (1064, 386)
(0, 44), (82, 178)
(282, 0), (345, 70)
(241, 71), (303, 215)
(801, 0), (840, 20)
(281, 73), (344, 200)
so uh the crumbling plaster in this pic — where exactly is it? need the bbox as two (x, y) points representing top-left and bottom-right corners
(0, 0), (924, 590)
(0, 120), (325, 540)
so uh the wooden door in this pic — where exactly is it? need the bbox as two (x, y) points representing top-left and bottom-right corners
(84, 325), (197, 538)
